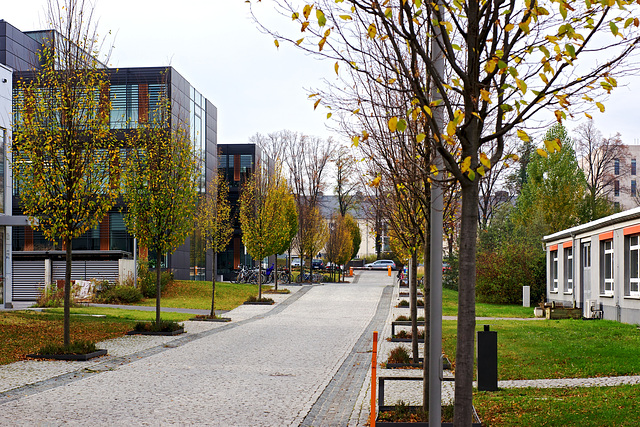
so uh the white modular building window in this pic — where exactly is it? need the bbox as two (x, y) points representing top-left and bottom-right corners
(602, 240), (614, 296)
(564, 247), (573, 294)
(551, 250), (558, 292)
(629, 235), (640, 297)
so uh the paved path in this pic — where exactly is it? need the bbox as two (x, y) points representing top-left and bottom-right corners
(0, 271), (393, 426)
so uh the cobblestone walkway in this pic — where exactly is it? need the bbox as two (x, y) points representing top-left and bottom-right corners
(0, 271), (392, 426)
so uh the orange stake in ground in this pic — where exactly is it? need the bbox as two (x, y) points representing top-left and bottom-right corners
(370, 330), (378, 427)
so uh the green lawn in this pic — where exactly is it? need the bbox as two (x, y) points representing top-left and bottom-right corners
(441, 288), (534, 318)
(474, 385), (640, 426)
(442, 319), (640, 380)
(45, 306), (193, 322)
(134, 280), (270, 311)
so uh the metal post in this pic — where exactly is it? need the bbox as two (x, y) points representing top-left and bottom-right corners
(429, 12), (445, 425)
(371, 331), (378, 427)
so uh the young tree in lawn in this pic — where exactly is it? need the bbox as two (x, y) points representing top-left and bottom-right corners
(239, 166), (290, 298)
(251, 0), (640, 421)
(272, 188), (298, 289)
(197, 171), (233, 318)
(122, 95), (198, 325)
(12, 0), (117, 348)
(344, 213), (361, 261)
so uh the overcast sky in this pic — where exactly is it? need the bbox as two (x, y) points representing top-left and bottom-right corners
(3, 0), (337, 145)
(3, 0), (640, 147)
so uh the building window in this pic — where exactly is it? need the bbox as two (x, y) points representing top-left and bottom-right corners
(627, 235), (640, 297)
(633, 159), (637, 176)
(615, 158), (620, 175)
(614, 180), (620, 197)
(564, 247), (573, 294)
(551, 250), (558, 292)
(633, 180), (637, 197)
(601, 240), (614, 296)
(583, 243), (591, 268)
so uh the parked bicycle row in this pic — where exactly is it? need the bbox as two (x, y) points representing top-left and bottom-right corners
(232, 264), (325, 284)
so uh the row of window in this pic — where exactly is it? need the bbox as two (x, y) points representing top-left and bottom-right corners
(551, 235), (640, 298)
(614, 158), (637, 176)
(613, 179), (638, 197)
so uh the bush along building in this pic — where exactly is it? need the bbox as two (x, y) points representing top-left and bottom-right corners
(543, 207), (640, 324)
(1, 20), (217, 305)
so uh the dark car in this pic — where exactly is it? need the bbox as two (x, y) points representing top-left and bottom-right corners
(312, 258), (324, 269)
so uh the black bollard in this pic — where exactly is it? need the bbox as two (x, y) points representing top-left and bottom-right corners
(477, 324), (498, 391)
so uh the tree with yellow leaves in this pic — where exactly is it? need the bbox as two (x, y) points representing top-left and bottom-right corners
(12, 0), (118, 348)
(197, 171), (233, 318)
(122, 93), (199, 326)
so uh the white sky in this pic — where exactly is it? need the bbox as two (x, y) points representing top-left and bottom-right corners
(2, 0), (639, 147)
(2, 0), (338, 145)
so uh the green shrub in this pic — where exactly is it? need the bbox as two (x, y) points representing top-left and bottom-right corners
(476, 240), (546, 304)
(95, 285), (143, 304)
(37, 340), (97, 355)
(138, 261), (174, 298)
(397, 299), (410, 307)
(387, 346), (411, 364)
(245, 296), (274, 303)
(35, 285), (65, 308)
(133, 320), (182, 332)
(443, 252), (459, 291)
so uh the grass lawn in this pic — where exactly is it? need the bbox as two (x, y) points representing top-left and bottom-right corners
(134, 280), (270, 311)
(474, 385), (640, 426)
(442, 319), (640, 380)
(441, 288), (534, 318)
(0, 310), (136, 365)
(45, 306), (193, 322)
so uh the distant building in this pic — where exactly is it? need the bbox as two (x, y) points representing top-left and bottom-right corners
(1, 20), (217, 304)
(607, 145), (640, 211)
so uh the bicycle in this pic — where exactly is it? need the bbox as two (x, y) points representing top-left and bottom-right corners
(295, 271), (323, 283)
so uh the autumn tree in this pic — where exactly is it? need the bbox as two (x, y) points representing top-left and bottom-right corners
(251, 0), (640, 421)
(344, 213), (361, 261)
(239, 166), (291, 297)
(574, 121), (626, 220)
(122, 95), (199, 325)
(325, 213), (353, 281)
(12, 0), (117, 348)
(334, 146), (361, 216)
(197, 172), (233, 318)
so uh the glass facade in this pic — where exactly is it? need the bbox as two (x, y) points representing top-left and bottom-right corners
(189, 87), (207, 280)
(110, 83), (164, 129)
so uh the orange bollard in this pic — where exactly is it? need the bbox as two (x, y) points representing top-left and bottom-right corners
(371, 331), (378, 427)
(387, 266), (391, 276)
(349, 267), (353, 277)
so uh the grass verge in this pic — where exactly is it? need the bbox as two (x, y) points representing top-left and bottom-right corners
(0, 310), (135, 365)
(134, 280), (271, 311)
(442, 288), (534, 318)
(474, 385), (640, 426)
(443, 319), (640, 380)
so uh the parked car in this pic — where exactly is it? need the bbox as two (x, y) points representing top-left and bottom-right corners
(312, 258), (324, 269)
(291, 257), (301, 268)
(364, 259), (396, 270)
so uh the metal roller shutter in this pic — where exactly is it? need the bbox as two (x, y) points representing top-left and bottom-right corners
(12, 260), (46, 301)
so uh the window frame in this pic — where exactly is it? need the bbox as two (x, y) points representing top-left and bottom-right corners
(551, 250), (559, 293)
(564, 247), (573, 294)
(601, 239), (615, 296)
(626, 235), (640, 298)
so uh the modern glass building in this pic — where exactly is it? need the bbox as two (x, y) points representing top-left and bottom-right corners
(0, 20), (217, 303)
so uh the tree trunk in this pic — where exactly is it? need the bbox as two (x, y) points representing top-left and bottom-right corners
(258, 261), (263, 300)
(274, 254), (279, 291)
(210, 252), (217, 318)
(156, 249), (162, 325)
(410, 253), (419, 363)
(64, 236), (72, 348)
(453, 179), (479, 426)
